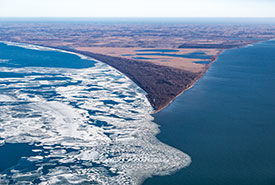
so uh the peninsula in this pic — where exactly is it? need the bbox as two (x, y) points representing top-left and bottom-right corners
(1, 19), (274, 112)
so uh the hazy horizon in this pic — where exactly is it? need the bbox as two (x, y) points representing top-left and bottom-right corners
(1, 17), (275, 24)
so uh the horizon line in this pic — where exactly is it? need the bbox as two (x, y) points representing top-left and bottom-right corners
(1, 17), (275, 19)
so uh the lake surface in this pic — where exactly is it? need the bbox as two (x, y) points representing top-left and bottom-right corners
(0, 42), (190, 184)
(1, 40), (274, 184)
(135, 49), (180, 53)
(193, 60), (212, 64)
(0, 143), (37, 172)
(136, 51), (213, 59)
(144, 40), (275, 185)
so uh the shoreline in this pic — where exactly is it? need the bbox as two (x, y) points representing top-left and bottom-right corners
(143, 38), (275, 185)
(152, 49), (224, 113)
(50, 47), (201, 113)
(1, 40), (272, 114)
(153, 38), (274, 113)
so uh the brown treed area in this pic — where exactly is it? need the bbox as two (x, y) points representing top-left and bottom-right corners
(1, 21), (274, 111)
(61, 48), (201, 112)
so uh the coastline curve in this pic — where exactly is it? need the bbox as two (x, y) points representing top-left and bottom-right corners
(0, 41), (191, 184)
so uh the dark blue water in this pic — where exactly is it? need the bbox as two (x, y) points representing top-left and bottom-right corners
(0, 42), (189, 184)
(121, 54), (134, 56)
(144, 40), (275, 185)
(136, 51), (213, 59)
(0, 43), (95, 69)
(0, 143), (37, 172)
(0, 43), (96, 174)
(193, 60), (212, 64)
(132, 57), (160, 60)
(135, 49), (180, 53)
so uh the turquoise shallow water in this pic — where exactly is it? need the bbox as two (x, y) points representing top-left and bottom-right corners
(144, 40), (275, 185)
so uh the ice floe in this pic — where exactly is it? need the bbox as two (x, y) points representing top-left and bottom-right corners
(0, 42), (191, 184)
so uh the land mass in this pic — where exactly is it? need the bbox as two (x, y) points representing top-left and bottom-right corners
(59, 47), (210, 112)
(1, 19), (274, 112)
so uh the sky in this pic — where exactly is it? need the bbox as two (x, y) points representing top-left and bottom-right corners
(0, 0), (274, 18)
